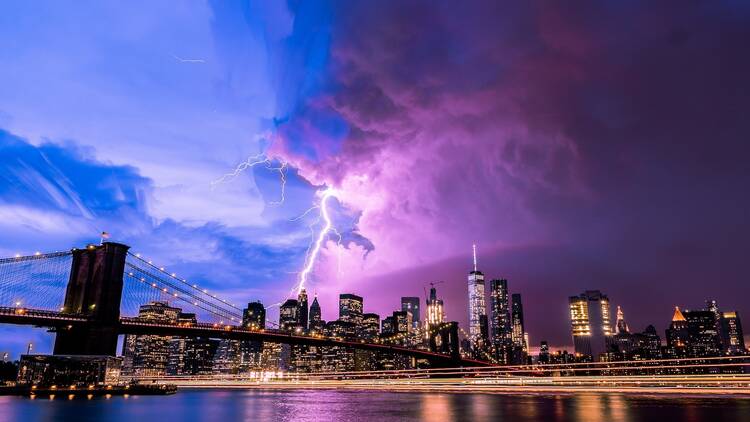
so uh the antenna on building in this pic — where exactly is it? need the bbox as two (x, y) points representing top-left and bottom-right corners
(472, 243), (478, 272)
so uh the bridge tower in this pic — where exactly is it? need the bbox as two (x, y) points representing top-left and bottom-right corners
(429, 321), (461, 362)
(53, 242), (130, 356)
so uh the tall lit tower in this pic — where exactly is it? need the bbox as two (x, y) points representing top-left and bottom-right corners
(426, 286), (445, 334)
(468, 244), (487, 347)
(297, 288), (309, 331)
(489, 279), (511, 363)
(569, 290), (613, 360)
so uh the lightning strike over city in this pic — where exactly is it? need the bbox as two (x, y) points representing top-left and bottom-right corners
(2, 1), (750, 420)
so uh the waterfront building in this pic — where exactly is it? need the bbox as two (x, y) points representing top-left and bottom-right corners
(684, 309), (722, 357)
(538, 341), (550, 364)
(720, 311), (746, 355)
(241, 301), (266, 371)
(490, 278), (512, 364)
(213, 339), (242, 374)
(510, 293), (527, 364)
(168, 312), (218, 375)
(569, 290), (612, 360)
(122, 301), (181, 376)
(665, 307), (690, 357)
(18, 355), (121, 387)
(322, 320), (356, 372)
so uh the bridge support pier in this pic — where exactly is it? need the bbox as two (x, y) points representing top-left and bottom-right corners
(53, 242), (129, 356)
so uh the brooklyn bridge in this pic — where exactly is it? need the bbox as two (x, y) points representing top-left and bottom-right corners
(0, 242), (489, 367)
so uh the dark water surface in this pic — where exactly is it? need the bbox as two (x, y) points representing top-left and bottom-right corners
(1, 389), (749, 421)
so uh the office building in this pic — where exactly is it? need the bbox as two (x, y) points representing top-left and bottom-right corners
(510, 293), (527, 364)
(298, 289), (309, 331)
(468, 244), (487, 348)
(309, 296), (323, 333)
(489, 278), (512, 364)
(279, 299), (300, 332)
(720, 311), (746, 355)
(569, 290), (613, 360)
(122, 301), (181, 376)
(425, 286), (445, 333)
(339, 294), (363, 325)
(401, 297), (421, 329)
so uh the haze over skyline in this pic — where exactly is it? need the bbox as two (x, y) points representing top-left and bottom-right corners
(1, 0), (750, 356)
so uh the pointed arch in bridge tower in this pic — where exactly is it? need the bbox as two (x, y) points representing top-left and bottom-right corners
(53, 242), (130, 356)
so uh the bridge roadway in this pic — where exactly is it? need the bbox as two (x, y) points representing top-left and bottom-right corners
(0, 307), (490, 367)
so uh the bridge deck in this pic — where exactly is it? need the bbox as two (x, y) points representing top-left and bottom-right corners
(0, 307), (491, 367)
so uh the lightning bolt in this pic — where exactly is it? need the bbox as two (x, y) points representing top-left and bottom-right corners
(297, 187), (337, 294)
(211, 154), (287, 206)
(214, 151), (343, 298)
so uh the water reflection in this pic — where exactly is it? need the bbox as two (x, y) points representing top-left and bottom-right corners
(1, 390), (750, 421)
(420, 393), (455, 422)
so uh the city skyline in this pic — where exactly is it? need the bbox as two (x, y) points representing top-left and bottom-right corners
(1, 0), (750, 363)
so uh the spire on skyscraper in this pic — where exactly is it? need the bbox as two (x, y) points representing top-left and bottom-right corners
(616, 305), (629, 334)
(472, 243), (477, 272)
(672, 306), (686, 322)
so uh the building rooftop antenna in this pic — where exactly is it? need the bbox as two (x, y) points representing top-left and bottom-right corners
(472, 243), (477, 272)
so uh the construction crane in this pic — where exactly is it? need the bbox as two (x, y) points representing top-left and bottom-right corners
(423, 281), (445, 301)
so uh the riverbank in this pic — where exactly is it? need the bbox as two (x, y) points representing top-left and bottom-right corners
(0, 383), (176, 397)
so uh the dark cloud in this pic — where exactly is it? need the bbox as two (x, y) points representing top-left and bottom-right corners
(274, 1), (750, 346)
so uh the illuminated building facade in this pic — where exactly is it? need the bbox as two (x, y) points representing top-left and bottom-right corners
(339, 294), (363, 326)
(360, 313), (381, 340)
(297, 289), (309, 331)
(490, 279), (511, 364)
(569, 290), (612, 360)
(720, 311), (746, 355)
(122, 301), (181, 376)
(401, 297), (421, 329)
(425, 287), (445, 333)
(279, 299), (300, 332)
(665, 307), (690, 357)
(309, 296), (323, 333)
(510, 293), (527, 364)
(467, 245), (487, 348)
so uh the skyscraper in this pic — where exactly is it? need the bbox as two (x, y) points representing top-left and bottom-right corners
(243, 301), (266, 329)
(401, 297), (421, 329)
(720, 311), (746, 355)
(489, 278), (511, 364)
(538, 341), (550, 364)
(279, 299), (300, 332)
(309, 295), (323, 333)
(426, 286), (445, 331)
(241, 301), (266, 371)
(510, 293), (527, 364)
(339, 294), (363, 325)
(360, 313), (381, 340)
(684, 309), (722, 357)
(298, 289), (309, 331)
(467, 244), (487, 347)
(615, 306), (629, 335)
(123, 301), (182, 376)
(569, 290), (612, 360)
(666, 306), (689, 356)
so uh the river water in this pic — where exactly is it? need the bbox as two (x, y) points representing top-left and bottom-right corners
(1, 389), (748, 421)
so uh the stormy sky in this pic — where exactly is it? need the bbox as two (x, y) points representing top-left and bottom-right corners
(1, 0), (749, 356)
